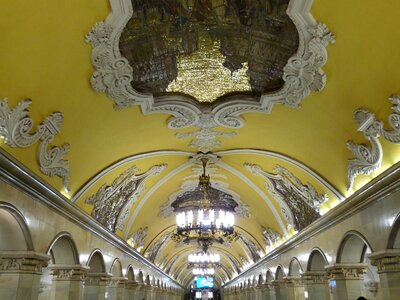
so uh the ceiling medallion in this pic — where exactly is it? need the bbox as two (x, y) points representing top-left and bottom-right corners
(87, 0), (334, 152)
(347, 95), (400, 189)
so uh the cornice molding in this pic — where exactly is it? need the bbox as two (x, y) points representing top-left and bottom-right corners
(0, 149), (183, 289)
(86, 0), (334, 151)
(0, 98), (70, 191)
(347, 95), (400, 189)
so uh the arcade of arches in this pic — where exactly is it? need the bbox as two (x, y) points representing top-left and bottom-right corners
(1, 0), (400, 300)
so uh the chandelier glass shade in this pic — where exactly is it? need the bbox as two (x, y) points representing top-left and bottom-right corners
(192, 268), (215, 275)
(188, 253), (221, 264)
(171, 157), (237, 252)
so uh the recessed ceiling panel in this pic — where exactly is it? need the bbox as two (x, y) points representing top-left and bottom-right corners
(119, 0), (299, 102)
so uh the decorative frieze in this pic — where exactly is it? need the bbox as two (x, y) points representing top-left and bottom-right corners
(369, 249), (400, 273)
(245, 163), (327, 231)
(49, 264), (89, 281)
(301, 271), (328, 285)
(85, 272), (112, 286)
(0, 99), (70, 190)
(347, 95), (400, 189)
(325, 263), (367, 280)
(85, 164), (167, 232)
(284, 276), (304, 286)
(0, 251), (50, 274)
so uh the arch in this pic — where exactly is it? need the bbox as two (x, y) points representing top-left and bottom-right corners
(387, 212), (400, 249)
(87, 249), (106, 273)
(47, 232), (79, 265)
(257, 274), (263, 285)
(307, 248), (329, 271)
(0, 202), (33, 251)
(110, 258), (123, 277)
(126, 265), (135, 281)
(137, 271), (144, 284)
(266, 270), (273, 283)
(275, 265), (285, 280)
(288, 257), (303, 276)
(337, 231), (373, 263)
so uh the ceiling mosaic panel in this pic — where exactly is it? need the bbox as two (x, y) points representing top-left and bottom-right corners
(119, 0), (298, 102)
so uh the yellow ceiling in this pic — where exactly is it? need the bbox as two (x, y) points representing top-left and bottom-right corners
(1, 0), (400, 286)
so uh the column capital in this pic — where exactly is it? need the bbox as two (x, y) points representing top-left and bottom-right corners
(325, 263), (367, 280)
(0, 251), (50, 274)
(108, 276), (128, 288)
(301, 271), (328, 284)
(369, 249), (400, 273)
(49, 264), (90, 281)
(85, 272), (112, 286)
(284, 275), (303, 286)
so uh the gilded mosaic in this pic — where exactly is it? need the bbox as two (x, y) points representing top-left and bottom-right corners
(119, 0), (299, 102)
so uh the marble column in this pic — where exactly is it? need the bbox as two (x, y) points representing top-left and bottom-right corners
(108, 277), (127, 300)
(301, 271), (329, 300)
(273, 280), (288, 300)
(0, 251), (50, 300)
(325, 263), (367, 300)
(83, 272), (111, 300)
(285, 276), (305, 300)
(124, 280), (138, 300)
(49, 264), (89, 300)
(370, 249), (400, 300)
(261, 283), (275, 300)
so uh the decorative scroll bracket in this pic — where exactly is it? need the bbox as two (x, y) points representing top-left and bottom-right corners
(347, 95), (400, 190)
(0, 98), (70, 190)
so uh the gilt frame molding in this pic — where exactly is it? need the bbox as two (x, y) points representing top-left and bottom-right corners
(86, 0), (334, 149)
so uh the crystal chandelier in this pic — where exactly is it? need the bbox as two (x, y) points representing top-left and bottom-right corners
(192, 268), (215, 275)
(171, 157), (237, 252)
(188, 253), (221, 264)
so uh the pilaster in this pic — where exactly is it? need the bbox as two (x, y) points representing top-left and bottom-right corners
(0, 251), (50, 300)
(284, 276), (305, 300)
(84, 272), (111, 300)
(301, 271), (329, 300)
(49, 264), (89, 300)
(325, 263), (367, 300)
(369, 249), (400, 300)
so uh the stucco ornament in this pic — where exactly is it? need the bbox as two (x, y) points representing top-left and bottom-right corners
(145, 232), (172, 263)
(261, 226), (282, 249)
(244, 163), (327, 231)
(85, 164), (167, 232)
(127, 226), (148, 253)
(347, 95), (400, 189)
(0, 98), (70, 190)
(87, 0), (334, 152)
(238, 235), (263, 263)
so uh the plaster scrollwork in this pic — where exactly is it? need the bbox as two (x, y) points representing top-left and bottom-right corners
(0, 99), (70, 190)
(261, 226), (282, 249)
(85, 164), (167, 232)
(127, 226), (148, 253)
(245, 163), (327, 231)
(347, 95), (400, 189)
(238, 235), (263, 263)
(87, 0), (334, 152)
(145, 232), (172, 263)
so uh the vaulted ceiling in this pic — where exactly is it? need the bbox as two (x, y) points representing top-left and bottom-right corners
(1, 0), (400, 288)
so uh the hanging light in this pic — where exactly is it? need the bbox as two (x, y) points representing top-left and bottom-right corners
(171, 157), (238, 252)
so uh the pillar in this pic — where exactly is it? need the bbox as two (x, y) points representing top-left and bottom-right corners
(273, 279), (288, 300)
(0, 251), (50, 300)
(84, 272), (111, 300)
(370, 249), (400, 300)
(325, 263), (367, 300)
(285, 276), (305, 300)
(124, 280), (138, 300)
(49, 264), (89, 300)
(108, 277), (127, 300)
(261, 283), (275, 300)
(301, 271), (329, 300)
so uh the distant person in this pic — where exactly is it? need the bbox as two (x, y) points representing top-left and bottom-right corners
(357, 297), (367, 300)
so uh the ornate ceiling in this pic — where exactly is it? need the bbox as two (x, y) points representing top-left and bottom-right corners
(1, 0), (400, 289)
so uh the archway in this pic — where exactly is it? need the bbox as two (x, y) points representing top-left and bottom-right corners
(307, 248), (328, 271)
(288, 257), (303, 276)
